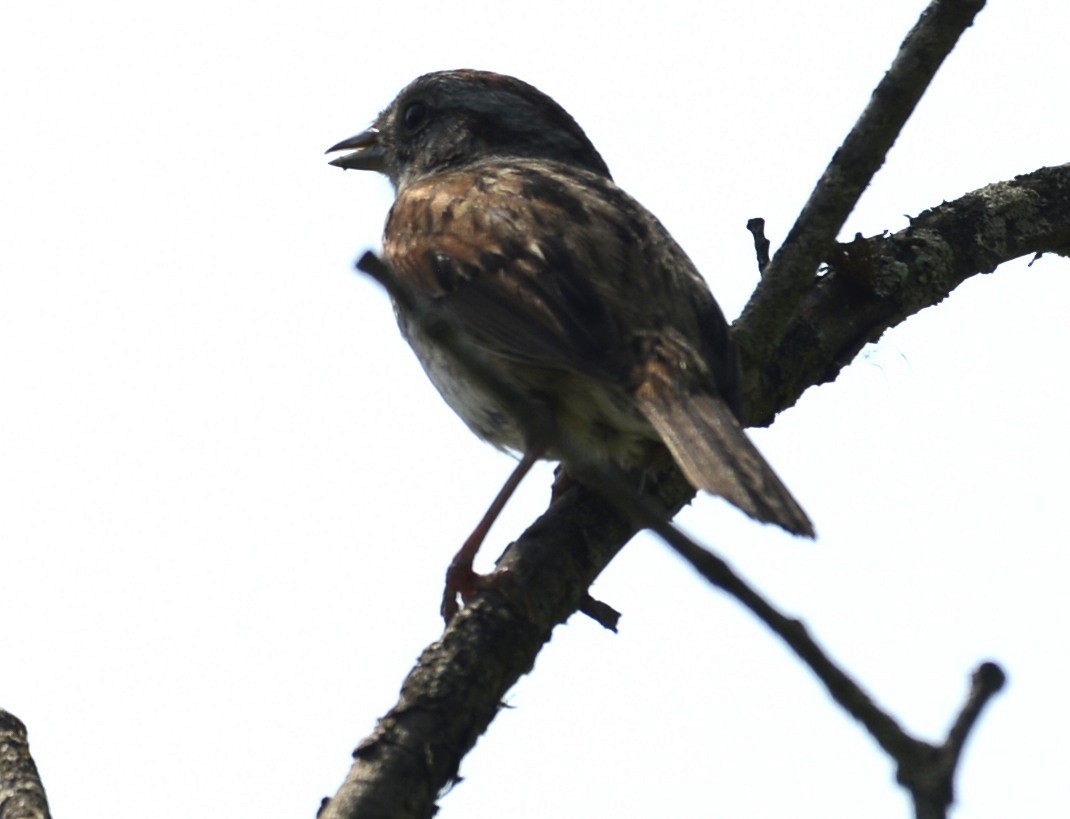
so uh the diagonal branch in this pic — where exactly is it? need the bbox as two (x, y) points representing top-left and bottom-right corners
(0, 710), (52, 819)
(735, 0), (987, 393)
(657, 528), (1006, 819)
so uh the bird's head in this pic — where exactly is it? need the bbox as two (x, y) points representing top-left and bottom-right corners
(326, 69), (611, 189)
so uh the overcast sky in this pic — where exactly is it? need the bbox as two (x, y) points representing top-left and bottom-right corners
(2, 1), (1068, 817)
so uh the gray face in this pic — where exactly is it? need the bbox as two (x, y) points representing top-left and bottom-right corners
(327, 69), (611, 189)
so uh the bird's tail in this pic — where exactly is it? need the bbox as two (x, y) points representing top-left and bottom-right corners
(634, 365), (814, 538)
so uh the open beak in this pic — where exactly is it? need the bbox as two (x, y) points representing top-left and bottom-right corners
(325, 128), (386, 171)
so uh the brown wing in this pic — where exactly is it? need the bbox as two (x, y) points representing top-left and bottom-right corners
(383, 163), (632, 382)
(385, 159), (812, 536)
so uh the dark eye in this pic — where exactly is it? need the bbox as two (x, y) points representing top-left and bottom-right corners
(402, 101), (430, 131)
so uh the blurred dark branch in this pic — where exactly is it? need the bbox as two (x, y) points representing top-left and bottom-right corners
(661, 535), (1007, 819)
(0, 710), (51, 819)
(735, 0), (986, 402)
(318, 252), (697, 819)
(898, 663), (1007, 819)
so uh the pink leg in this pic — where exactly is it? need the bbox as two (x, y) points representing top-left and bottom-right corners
(441, 449), (541, 624)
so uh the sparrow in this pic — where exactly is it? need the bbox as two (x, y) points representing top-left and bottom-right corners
(328, 70), (813, 622)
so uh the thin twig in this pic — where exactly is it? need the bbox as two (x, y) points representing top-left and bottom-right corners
(896, 663), (1007, 819)
(746, 217), (771, 275)
(578, 594), (621, 631)
(540, 437), (1007, 816)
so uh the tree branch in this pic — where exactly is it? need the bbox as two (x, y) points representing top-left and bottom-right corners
(0, 710), (51, 819)
(896, 662), (1007, 819)
(649, 527), (1006, 819)
(735, 0), (987, 397)
(744, 163), (1070, 426)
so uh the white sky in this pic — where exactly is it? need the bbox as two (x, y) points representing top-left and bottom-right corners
(2, 1), (1068, 817)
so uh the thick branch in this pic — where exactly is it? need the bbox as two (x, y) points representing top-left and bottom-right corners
(735, 0), (986, 383)
(743, 163), (1070, 426)
(0, 711), (51, 819)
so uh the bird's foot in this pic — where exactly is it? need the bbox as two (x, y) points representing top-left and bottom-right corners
(441, 559), (510, 625)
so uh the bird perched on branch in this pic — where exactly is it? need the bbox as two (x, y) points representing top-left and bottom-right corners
(328, 69), (813, 623)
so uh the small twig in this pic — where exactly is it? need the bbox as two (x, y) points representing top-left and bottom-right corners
(944, 662), (1006, 765)
(735, 0), (987, 375)
(746, 217), (771, 275)
(896, 663), (1007, 819)
(578, 594), (621, 632)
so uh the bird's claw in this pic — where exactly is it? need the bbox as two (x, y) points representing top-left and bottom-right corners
(441, 562), (511, 625)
